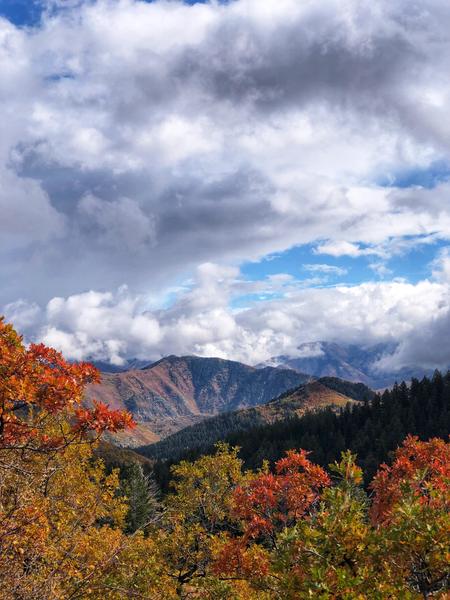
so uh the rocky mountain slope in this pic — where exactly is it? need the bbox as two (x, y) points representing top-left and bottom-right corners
(86, 355), (310, 446)
(137, 378), (371, 461)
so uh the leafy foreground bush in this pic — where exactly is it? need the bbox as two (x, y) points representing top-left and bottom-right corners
(0, 318), (448, 599)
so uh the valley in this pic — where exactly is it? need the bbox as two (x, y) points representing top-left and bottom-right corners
(139, 377), (372, 461)
(85, 354), (310, 445)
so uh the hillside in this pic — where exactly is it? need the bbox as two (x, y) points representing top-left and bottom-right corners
(137, 378), (370, 461)
(94, 441), (155, 472)
(85, 355), (310, 445)
(148, 372), (450, 494)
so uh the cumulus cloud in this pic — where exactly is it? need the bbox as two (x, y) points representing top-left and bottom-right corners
(6, 263), (449, 369)
(374, 249), (450, 371)
(2, 0), (450, 368)
(42, 288), (162, 365)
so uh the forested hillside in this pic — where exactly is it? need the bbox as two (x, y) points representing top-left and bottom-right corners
(85, 355), (310, 445)
(149, 372), (450, 491)
(139, 378), (373, 462)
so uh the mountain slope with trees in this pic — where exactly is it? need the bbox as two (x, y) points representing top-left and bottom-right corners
(1, 318), (449, 599)
(85, 355), (311, 445)
(139, 378), (373, 462)
(147, 372), (450, 492)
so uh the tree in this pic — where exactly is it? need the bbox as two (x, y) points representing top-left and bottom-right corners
(270, 452), (399, 599)
(0, 317), (135, 599)
(370, 436), (450, 599)
(120, 462), (160, 534)
(158, 443), (245, 597)
(213, 450), (331, 596)
(232, 449), (330, 545)
(0, 317), (133, 450)
(214, 442), (450, 599)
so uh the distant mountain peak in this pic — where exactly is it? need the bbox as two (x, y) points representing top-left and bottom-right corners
(137, 375), (365, 462)
(264, 341), (431, 389)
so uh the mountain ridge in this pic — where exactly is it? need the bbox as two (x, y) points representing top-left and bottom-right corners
(263, 341), (432, 388)
(136, 377), (372, 462)
(91, 341), (433, 389)
(85, 355), (311, 446)
(86, 342), (428, 448)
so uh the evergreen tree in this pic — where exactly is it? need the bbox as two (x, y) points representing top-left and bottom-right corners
(146, 371), (450, 491)
(120, 463), (160, 533)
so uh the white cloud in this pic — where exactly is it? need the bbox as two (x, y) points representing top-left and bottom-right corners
(369, 261), (393, 279)
(6, 263), (449, 370)
(3, 300), (42, 333)
(303, 264), (348, 276)
(372, 249), (450, 370)
(314, 241), (376, 258)
(431, 247), (450, 283)
(1, 0), (450, 369)
(41, 288), (162, 364)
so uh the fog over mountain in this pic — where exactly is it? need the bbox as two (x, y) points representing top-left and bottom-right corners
(262, 342), (434, 389)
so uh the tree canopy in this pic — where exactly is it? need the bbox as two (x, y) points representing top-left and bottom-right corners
(0, 317), (448, 599)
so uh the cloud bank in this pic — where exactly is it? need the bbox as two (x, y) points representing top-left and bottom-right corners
(5, 260), (450, 371)
(1, 0), (450, 368)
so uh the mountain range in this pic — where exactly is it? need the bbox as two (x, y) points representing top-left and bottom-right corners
(85, 341), (434, 447)
(85, 355), (310, 446)
(93, 341), (431, 389)
(138, 377), (374, 462)
(261, 341), (431, 389)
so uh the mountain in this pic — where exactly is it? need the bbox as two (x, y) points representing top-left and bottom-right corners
(146, 372), (450, 494)
(137, 377), (371, 462)
(263, 342), (430, 389)
(90, 358), (152, 373)
(85, 355), (311, 446)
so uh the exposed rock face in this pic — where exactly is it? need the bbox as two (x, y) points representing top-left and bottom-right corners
(86, 355), (310, 445)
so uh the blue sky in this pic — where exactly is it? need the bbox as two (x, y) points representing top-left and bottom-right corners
(241, 239), (443, 288)
(378, 160), (450, 190)
(0, 0), (209, 26)
(1, 0), (450, 367)
(0, 0), (41, 25)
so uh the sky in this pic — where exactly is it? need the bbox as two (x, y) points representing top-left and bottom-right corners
(1, 0), (450, 370)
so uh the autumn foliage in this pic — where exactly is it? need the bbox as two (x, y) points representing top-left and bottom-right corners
(370, 434), (450, 524)
(233, 450), (330, 541)
(0, 317), (133, 449)
(369, 436), (450, 598)
(0, 318), (449, 599)
(0, 317), (135, 599)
